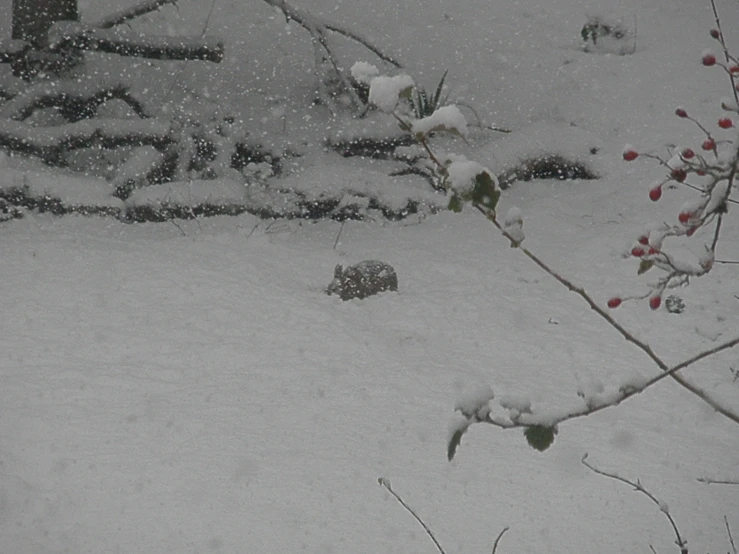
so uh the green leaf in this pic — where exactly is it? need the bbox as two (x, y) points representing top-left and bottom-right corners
(637, 260), (654, 275)
(447, 424), (469, 461)
(471, 171), (500, 211)
(524, 425), (558, 452)
(448, 194), (463, 213)
(431, 70), (449, 109)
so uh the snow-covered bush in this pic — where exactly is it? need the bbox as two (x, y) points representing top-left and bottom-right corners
(365, 65), (500, 213)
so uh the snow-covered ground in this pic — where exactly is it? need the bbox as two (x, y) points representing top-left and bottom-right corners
(2, 0), (739, 553)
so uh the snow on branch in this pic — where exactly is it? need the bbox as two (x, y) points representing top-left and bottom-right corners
(0, 79), (150, 121)
(49, 22), (224, 63)
(95, 0), (180, 29)
(473, 204), (739, 427)
(0, 118), (172, 165)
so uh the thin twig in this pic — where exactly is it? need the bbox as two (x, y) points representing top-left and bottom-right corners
(378, 478), (447, 554)
(95, 0), (179, 29)
(650, 545), (659, 554)
(727, 515), (737, 554)
(333, 221), (345, 250)
(696, 477), (739, 485)
(582, 454), (688, 554)
(491, 526), (509, 554)
(168, 218), (186, 236)
(473, 203), (739, 426)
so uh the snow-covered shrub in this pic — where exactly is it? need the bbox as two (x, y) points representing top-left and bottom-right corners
(365, 66), (500, 212)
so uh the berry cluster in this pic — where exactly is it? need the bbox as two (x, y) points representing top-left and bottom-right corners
(610, 29), (737, 311)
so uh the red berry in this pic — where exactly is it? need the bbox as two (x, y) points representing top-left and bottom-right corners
(671, 168), (687, 182)
(675, 107), (688, 118)
(649, 186), (662, 201)
(710, 29), (721, 40)
(649, 296), (662, 310)
(730, 65), (739, 74)
(631, 246), (645, 257)
(686, 226), (698, 236)
(678, 211), (692, 224)
(623, 149), (639, 161)
(703, 52), (717, 66)
(696, 169), (706, 176)
(607, 297), (622, 309)
(718, 117), (734, 129)
(638, 235), (649, 245)
(648, 247), (659, 255)
(702, 138), (716, 150)
(681, 148), (695, 159)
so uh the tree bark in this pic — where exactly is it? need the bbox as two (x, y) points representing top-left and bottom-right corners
(12, 0), (78, 47)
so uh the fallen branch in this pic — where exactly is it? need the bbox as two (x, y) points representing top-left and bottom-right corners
(0, 79), (150, 121)
(0, 118), (172, 164)
(50, 23), (224, 63)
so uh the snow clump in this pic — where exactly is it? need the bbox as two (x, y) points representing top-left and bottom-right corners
(368, 74), (414, 113)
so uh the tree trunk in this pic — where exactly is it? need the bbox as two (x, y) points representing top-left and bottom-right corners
(12, 0), (78, 47)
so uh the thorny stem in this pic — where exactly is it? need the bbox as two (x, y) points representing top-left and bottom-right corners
(582, 454), (688, 554)
(473, 203), (739, 426)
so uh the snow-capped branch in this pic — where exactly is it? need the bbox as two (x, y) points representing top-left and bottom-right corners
(0, 79), (150, 121)
(49, 22), (224, 63)
(95, 0), (180, 29)
(581, 454), (688, 554)
(473, 203), (739, 427)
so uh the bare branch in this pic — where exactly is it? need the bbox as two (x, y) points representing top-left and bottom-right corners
(727, 515), (737, 554)
(696, 477), (739, 485)
(378, 477), (447, 554)
(50, 23), (224, 63)
(324, 23), (402, 68)
(582, 454), (688, 554)
(95, 0), (179, 29)
(491, 526), (509, 554)
(472, 203), (739, 426)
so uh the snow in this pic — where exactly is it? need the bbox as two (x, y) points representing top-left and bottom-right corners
(454, 382), (495, 419)
(351, 61), (380, 85)
(411, 105), (469, 138)
(2, 0), (739, 553)
(446, 158), (492, 193)
(368, 74), (415, 113)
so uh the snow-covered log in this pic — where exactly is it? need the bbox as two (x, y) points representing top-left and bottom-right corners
(0, 79), (150, 121)
(49, 22), (224, 63)
(0, 118), (173, 165)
